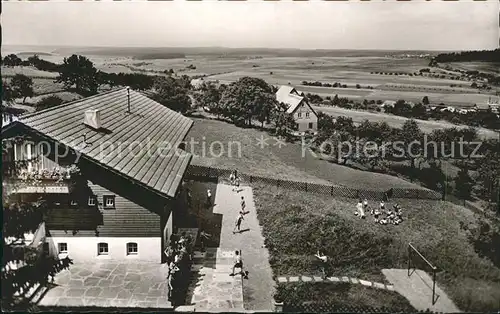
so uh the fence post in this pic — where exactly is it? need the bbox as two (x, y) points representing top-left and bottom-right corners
(305, 182), (308, 192)
(432, 267), (437, 305)
(407, 244), (411, 277)
(331, 185), (334, 196)
(250, 175), (253, 183)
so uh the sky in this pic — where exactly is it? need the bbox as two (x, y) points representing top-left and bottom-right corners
(2, 0), (499, 51)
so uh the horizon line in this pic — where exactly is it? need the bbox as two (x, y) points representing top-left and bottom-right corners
(2, 44), (467, 53)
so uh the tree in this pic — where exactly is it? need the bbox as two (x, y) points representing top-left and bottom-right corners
(10, 74), (34, 104)
(1, 152), (73, 310)
(151, 76), (191, 114)
(195, 81), (223, 115)
(219, 77), (275, 126)
(422, 96), (430, 105)
(477, 150), (500, 204)
(272, 110), (297, 138)
(411, 103), (427, 119)
(56, 55), (99, 95)
(398, 119), (424, 181)
(454, 166), (474, 200)
(2, 80), (15, 105)
(2, 54), (23, 67)
(35, 95), (64, 112)
(391, 100), (412, 117)
(333, 116), (355, 135)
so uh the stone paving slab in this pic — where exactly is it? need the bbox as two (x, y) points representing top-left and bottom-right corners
(277, 277), (288, 283)
(301, 276), (312, 282)
(373, 282), (386, 289)
(288, 276), (299, 282)
(37, 262), (171, 309)
(328, 277), (340, 282)
(313, 276), (323, 282)
(359, 279), (372, 287)
(190, 248), (244, 312)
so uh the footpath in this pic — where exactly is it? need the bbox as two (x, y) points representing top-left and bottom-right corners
(188, 183), (275, 312)
(382, 268), (461, 313)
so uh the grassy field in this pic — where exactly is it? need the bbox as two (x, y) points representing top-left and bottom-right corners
(1, 66), (57, 78)
(451, 61), (500, 75)
(187, 117), (428, 190)
(252, 183), (500, 311)
(8, 51), (499, 108)
(313, 105), (499, 140)
(276, 282), (416, 312)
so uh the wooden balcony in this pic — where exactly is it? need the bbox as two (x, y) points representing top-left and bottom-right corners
(3, 166), (79, 195)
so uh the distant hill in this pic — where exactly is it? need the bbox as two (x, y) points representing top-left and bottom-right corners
(16, 52), (53, 57)
(434, 49), (500, 63)
(45, 46), (447, 59)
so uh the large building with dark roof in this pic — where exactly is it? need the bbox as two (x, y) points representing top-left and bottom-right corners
(2, 88), (193, 263)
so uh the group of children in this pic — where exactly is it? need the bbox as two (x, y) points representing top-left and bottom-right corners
(355, 199), (404, 225)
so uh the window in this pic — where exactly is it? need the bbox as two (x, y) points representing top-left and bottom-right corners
(88, 196), (96, 206)
(297, 112), (302, 118)
(308, 123), (313, 129)
(306, 112), (310, 118)
(103, 195), (115, 209)
(58, 243), (68, 254)
(127, 242), (138, 255)
(97, 242), (109, 255)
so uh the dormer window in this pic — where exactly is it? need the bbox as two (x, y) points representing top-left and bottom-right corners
(88, 196), (97, 207)
(103, 195), (115, 209)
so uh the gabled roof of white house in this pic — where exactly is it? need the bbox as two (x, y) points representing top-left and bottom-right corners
(5, 88), (193, 198)
(284, 94), (306, 114)
(276, 85), (304, 113)
(276, 85), (297, 102)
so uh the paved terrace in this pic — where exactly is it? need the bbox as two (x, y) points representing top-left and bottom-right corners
(37, 261), (171, 309)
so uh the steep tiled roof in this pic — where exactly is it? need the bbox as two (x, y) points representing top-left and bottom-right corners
(19, 88), (193, 198)
(276, 85), (297, 103)
(284, 94), (306, 114)
(276, 85), (305, 114)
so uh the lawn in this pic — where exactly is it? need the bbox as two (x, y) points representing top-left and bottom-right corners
(313, 105), (499, 140)
(276, 282), (416, 312)
(186, 117), (427, 189)
(1, 66), (58, 78)
(252, 183), (500, 311)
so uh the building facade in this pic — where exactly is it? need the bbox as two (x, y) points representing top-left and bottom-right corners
(2, 88), (193, 264)
(275, 85), (318, 134)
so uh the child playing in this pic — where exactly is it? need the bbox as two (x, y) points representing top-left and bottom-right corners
(233, 213), (245, 233)
(355, 199), (365, 219)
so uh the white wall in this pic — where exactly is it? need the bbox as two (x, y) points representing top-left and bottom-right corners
(164, 211), (173, 249)
(47, 237), (162, 263)
(294, 103), (318, 132)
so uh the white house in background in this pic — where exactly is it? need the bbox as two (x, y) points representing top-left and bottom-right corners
(275, 85), (318, 134)
(474, 97), (500, 114)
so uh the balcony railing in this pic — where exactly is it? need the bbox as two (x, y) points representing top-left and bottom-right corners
(3, 166), (81, 194)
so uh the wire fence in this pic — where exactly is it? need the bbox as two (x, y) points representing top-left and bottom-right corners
(185, 165), (442, 201)
(282, 301), (428, 313)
